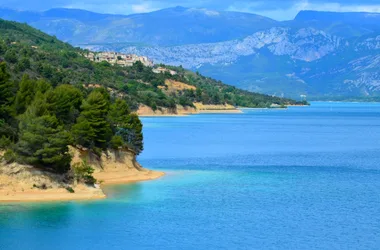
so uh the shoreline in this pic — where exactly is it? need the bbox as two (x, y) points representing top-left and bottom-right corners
(137, 102), (244, 117)
(138, 104), (311, 117)
(95, 169), (165, 185)
(0, 184), (106, 203)
(139, 108), (243, 117)
(0, 170), (165, 203)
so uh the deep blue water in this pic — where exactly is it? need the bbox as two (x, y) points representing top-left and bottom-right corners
(1, 102), (380, 249)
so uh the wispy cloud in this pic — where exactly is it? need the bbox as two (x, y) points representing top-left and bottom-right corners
(131, 2), (159, 13)
(1, 0), (379, 20)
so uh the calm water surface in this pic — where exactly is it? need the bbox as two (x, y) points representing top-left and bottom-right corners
(1, 102), (380, 249)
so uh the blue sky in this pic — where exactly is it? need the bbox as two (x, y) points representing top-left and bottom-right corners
(1, 0), (380, 20)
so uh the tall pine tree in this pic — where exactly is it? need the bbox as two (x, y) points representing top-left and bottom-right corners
(72, 89), (111, 150)
(14, 74), (36, 115)
(108, 99), (130, 128)
(0, 62), (14, 119)
(15, 93), (71, 173)
(116, 113), (144, 155)
(0, 62), (17, 140)
(46, 84), (83, 125)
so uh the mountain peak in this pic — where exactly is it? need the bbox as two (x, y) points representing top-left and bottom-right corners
(172, 6), (188, 12)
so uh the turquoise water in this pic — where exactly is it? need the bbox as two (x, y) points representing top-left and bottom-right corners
(1, 102), (380, 249)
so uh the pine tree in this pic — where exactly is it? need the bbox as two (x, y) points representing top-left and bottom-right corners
(73, 90), (111, 150)
(71, 117), (95, 149)
(14, 74), (36, 115)
(15, 95), (71, 173)
(46, 84), (83, 125)
(116, 113), (144, 155)
(0, 41), (6, 55)
(4, 50), (17, 64)
(35, 79), (52, 94)
(0, 62), (14, 119)
(108, 99), (130, 128)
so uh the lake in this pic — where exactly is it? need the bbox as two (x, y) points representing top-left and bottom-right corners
(1, 102), (380, 249)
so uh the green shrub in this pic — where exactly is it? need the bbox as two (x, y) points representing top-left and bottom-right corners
(110, 135), (123, 149)
(66, 186), (75, 193)
(72, 160), (97, 186)
(0, 136), (12, 149)
(92, 147), (103, 158)
(32, 183), (47, 189)
(3, 149), (16, 163)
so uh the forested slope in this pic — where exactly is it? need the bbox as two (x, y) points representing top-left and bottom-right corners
(0, 19), (305, 111)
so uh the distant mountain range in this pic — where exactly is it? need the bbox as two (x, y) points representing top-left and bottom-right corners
(1, 7), (379, 99)
(0, 7), (277, 46)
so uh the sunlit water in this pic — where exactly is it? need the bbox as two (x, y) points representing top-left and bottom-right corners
(1, 102), (380, 249)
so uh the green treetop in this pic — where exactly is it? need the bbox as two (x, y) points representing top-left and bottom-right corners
(14, 75), (36, 115)
(0, 62), (14, 120)
(72, 89), (111, 151)
(15, 94), (72, 173)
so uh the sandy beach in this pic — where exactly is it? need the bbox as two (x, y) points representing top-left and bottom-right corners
(197, 109), (243, 113)
(0, 170), (164, 203)
(95, 169), (165, 185)
(137, 103), (243, 116)
(0, 184), (106, 202)
(0, 148), (165, 203)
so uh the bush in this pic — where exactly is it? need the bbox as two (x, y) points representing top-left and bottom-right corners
(3, 149), (16, 163)
(0, 136), (12, 149)
(72, 160), (97, 186)
(110, 135), (123, 149)
(33, 183), (47, 189)
(66, 186), (75, 193)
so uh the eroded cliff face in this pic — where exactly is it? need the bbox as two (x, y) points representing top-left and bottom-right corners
(0, 157), (105, 202)
(137, 104), (198, 116)
(0, 148), (164, 201)
(70, 147), (144, 173)
(0, 161), (67, 190)
(137, 103), (242, 116)
(70, 147), (164, 185)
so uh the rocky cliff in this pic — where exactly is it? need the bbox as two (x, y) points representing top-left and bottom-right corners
(0, 148), (164, 202)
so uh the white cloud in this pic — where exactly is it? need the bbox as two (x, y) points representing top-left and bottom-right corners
(64, 3), (132, 14)
(64, 1), (160, 14)
(131, 2), (159, 13)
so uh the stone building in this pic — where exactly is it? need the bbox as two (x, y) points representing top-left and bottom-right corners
(84, 51), (153, 67)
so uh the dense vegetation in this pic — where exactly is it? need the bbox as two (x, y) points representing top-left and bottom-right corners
(160, 65), (306, 107)
(0, 19), (305, 112)
(0, 19), (306, 174)
(0, 62), (144, 174)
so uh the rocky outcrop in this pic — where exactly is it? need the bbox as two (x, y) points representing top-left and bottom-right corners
(136, 103), (242, 116)
(71, 146), (164, 184)
(137, 104), (198, 116)
(0, 159), (106, 202)
(0, 147), (164, 202)
(0, 161), (67, 190)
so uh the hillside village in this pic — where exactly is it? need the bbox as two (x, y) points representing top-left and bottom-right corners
(84, 51), (154, 67)
(84, 51), (178, 75)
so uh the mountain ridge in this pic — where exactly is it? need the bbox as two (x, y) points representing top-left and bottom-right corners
(0, 7), (379, 99)
(0, 6), (278, 46)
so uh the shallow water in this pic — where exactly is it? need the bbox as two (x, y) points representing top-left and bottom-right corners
(1, 102), (380, 249)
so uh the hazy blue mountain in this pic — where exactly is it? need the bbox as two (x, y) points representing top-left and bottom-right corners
(94, 27), (378, 99)
(0, 7), (278, 46)
(289, 10), (380, 38)
(1, 7), (379, 99)
(105, 27), (344, 67)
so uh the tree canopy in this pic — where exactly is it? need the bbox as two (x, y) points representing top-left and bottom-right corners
(0, 18), (306, 115)
(0, 63), (145, 173)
